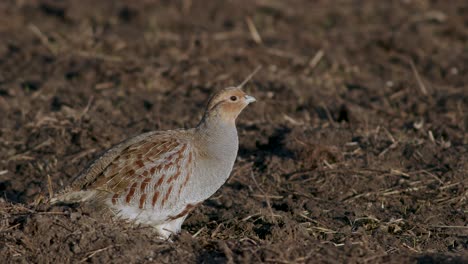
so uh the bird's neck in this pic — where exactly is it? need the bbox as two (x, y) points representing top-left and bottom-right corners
(196, 112), (236, 138)
(195, 112), (238, 156)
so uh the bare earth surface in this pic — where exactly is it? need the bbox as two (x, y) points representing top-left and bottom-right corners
(1, 0), (467, 263)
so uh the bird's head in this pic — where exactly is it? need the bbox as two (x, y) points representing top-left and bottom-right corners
(204, 87), (256, 124)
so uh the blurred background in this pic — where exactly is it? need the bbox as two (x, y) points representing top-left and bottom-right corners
(0, 0), (467, 263)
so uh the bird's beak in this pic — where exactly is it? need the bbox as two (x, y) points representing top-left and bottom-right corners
(244, 95), (256, 104)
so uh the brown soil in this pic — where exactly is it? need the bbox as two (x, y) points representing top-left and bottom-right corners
(1, 0), (467, 263)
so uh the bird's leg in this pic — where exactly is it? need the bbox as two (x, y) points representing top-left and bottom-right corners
(155, 216), (187, 239)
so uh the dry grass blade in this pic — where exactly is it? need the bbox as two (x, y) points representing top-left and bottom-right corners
(250, 171), (277, 224)
(28, 24), (57, 54)
(78, 96), (94, 121)
(47, 174), (54, 199)
(320, 103), (336, 127)
(79, 245), (119, 263)
(251, 194), (284, 199)
(0, 223), (21, 233)
(409, 59), (428, 95)
(238, 65), (262, 89)
(283, 114), (303, 125)
(246, 17), (263, 44)
(429, 225), (468, 229)
(75, 50), (123, 62)
(192, 226), (205, 238)
(309, 49), (324, 69)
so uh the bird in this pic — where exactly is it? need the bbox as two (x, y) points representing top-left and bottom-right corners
(50, 78), (257, 239)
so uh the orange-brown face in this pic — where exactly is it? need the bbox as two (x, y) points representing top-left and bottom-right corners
(206, 87), (256, 122)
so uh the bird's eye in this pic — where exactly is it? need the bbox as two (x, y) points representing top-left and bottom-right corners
(230, 96), (237, 101)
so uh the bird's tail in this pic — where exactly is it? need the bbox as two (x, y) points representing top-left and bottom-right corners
(40, 174), (97, 205)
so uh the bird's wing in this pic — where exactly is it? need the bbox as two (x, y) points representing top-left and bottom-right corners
(55, 130), (194, 208)
(93, 132), (194, 210)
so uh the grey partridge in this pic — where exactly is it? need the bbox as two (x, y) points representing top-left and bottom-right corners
(51, 86), (256, 239)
